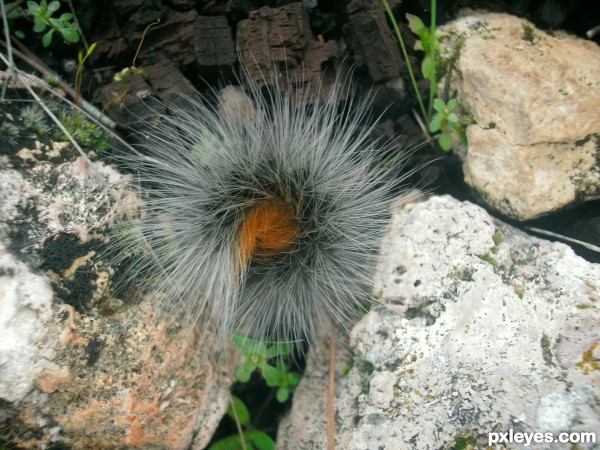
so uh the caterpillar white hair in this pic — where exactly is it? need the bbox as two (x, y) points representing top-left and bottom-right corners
(115, 67), (407, 348)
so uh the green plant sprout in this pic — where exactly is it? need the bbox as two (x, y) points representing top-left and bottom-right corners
(429, 98), (459, 150)
(209, 334), (301, 449)
(26, 0), (79, 47)
(208, 396), (275, 450)
(232, 333), (301, 403)
(406, 13), (438, 114)
(75, 42), (97, 104)
(382, 0), (463, 152)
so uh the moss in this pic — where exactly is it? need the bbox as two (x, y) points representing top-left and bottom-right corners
(454, 435), (476, 450)
(513, 286), (524, 299)
(457, 268), (474, 282)
(522, 24), (537, 43)
(540, 334), (555, 367)
(477, 253), (496, 266)
(55, 112), (111, 153)
(342, 364), (353, 377)
(492, 233), (503, 247)
(358, 359), (375, 375)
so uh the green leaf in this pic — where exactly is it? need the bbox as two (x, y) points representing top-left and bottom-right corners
(235, 361), (256, 382)
(42, 28), (54, 47)
(246, 430), (276, 450)
(15, 30), (26, 39)
(432, 98), (446, 113)
(447, 98), (459, 110)
(86, 42), (98, 58)
(265, 341), (294, 358)
(7, 7), (24, 20)
(227, 396), (250, 426)
(40, 0), (48, 9)
(33, 18), (47, 32)
(447, 113), (459, 128)
(232, 333), (268, 357)
(276, 386), (289, 403)
(48, 17), (63, 28)
(261, 364), (282, 387)
(286, 371), (301, 388)
(60, 27), (80, 43)
(59, 12), (73, 21)
(47, 0), (60, 13)
(421, 55), (435, 82)
(207, 434), (243, 450)
(405, 13), (425, 35)
(438, 133), (453, 151)
(27, 1), (42, 15)
(429, 115), (442, 133)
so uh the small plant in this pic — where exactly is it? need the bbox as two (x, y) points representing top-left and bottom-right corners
(54, 112), (111, 153)
(209, 334), (301, 449)
(208, 396), (275, 450)
(25, 0), (80, 47)
(429, 98), (459, 151)
(406, 13), (438, 105)
(75, 42), (97, 103)
(382, 0), (464, 152)
(232, 333), (301, 403)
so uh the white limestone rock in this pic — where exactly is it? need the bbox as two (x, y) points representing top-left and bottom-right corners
(437, 13), (600, 220)
(0, 244), (54, 403)
(277, 195), (600, 449)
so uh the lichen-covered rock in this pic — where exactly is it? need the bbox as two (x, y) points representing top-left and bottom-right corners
(0, 128), (231, 448)
(438, 13), (600, 220)
(278, 195), (600, 449)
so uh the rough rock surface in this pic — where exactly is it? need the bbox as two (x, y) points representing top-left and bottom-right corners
(438, 13), (600, 220)
(278, 195), (600, 449)
(0, 137), (231, 448)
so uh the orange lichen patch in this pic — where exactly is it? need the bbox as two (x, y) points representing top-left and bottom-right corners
(237, 198), (298, 269)
(577, 342), (599, 374)
(38, 365), (72, 393)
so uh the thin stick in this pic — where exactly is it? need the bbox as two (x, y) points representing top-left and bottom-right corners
(381, 0), (428, 123)
(0, 38), (116, 129)
(0, 0), (15, 100)
(327, 338), (336, 450)
(228, 394), (248, 450)
(132, 19), (160, 68)
(525, 227), (600, 254)
(66, 0), (89, 52)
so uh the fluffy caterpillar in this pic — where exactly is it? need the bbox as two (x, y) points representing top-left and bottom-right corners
(113, 67), (410, 349)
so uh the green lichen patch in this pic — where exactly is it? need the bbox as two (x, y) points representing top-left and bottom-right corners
(521, 24), (538, 44)
(540, 334), (555, 367)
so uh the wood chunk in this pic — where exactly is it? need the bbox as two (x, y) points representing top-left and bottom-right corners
(136, 10), (199, 67)
(236, 3), (341, 103)
(194, 15), (237, 77)
(144, 60), (199, 107)
(93, 72), (164, 141)
(344, 0), (404, 82)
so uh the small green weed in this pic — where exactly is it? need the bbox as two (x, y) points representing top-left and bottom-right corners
(429, 98), (459, 151)
(211, 333), (302, 449)
(24, 0), (80, 47)
(209, 395), (275, 450)
(232, 333), (301, 403)
(382, 0), (464, 152)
